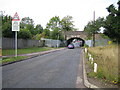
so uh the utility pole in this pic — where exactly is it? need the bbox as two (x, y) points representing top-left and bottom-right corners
(93, 11), (95, 47)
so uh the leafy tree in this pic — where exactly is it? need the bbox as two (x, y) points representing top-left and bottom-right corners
(104, 1), (120, 42)
(60, 15), (76, 31)
(42, 28), (51, 39)
(18, 29), (32, 39)
(34, 24), (43, 35)
(60, 15), (77, 40)
(2, 15), (14, 38)
(46, 16), (61, 31)
(20, 17), (34, 28)
(46, 16), (62, 40)
(26, 24), (34, 35)
(50, 28), (59, 39)
(84, 17), (104, 39)
(34, 33), (45, 40)
(20, 17), (34, 35)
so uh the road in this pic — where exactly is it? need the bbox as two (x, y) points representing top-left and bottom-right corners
(2, 48), (86, 88)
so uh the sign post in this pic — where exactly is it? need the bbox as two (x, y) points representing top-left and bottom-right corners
(12, 12), (20, 57)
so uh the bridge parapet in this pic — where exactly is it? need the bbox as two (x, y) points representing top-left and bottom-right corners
(65, 31), (87, 40)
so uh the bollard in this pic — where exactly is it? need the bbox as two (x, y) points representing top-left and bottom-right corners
(94, 63), (97, 72)
(85, 48), (87, 53)
(89, 55), (92, 60)
(91, 58), (94, 64)
(89, 54), (91, 57)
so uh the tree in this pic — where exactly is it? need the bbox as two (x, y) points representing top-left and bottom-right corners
(42, 28), (51, 39)
(20, 17), (34, 34)
(18, 29), (32, 39)
(60, 15), (76, 40)
(34, 24), (43, 35)
(46, 16), (62, 39)
(60, 15), (76, 31)
(46, 16), (61, 31)
(2, 15), (14, 38)
(84, 17), (104, 39)
(103, 1), (120, 42)
(20, 17), (34, 28)
(20, 17), (35, 38)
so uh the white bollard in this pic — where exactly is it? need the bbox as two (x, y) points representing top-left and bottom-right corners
(94, 63), (97, 72)
(85, 48), (87, 53)
(89, 54), (91, 57)
(91, 58), (94, 64)
(89, 55), (92, 60)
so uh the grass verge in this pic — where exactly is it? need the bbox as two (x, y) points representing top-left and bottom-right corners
(2, 47), (59, 56)
(86, 44), (119, 85)
(1, 56), (28, 65)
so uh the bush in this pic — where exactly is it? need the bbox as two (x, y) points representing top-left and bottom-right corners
(18, 29), (32, 39)
(84, 44), (89, 47)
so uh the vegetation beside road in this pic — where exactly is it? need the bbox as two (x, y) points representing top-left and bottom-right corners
(86, 44), (119, 85)
(1, 56), (28, 65)
(2, 47), (64, 65)
(2, 47), (59, 56)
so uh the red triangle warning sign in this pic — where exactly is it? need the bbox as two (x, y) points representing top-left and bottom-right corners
(12, 12), (20, 21)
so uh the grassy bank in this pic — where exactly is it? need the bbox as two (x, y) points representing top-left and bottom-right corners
(2, 47), (63, 64)
(86, 44), (119, 85)
(1, 56), (28, 65)
(2, 47), (58, 56)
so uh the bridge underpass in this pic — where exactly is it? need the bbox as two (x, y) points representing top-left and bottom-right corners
(64, 31), (86, 47)
(66, 37), (85, 47)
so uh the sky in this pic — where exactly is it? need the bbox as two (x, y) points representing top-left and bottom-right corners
(0, 0), (118, 31)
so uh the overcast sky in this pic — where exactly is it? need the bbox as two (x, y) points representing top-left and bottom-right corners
(0, 0), (118, 31)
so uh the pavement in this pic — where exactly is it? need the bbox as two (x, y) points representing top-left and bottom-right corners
(2, 47), (100, 89)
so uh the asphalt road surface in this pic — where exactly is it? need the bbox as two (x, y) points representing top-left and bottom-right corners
(2, 48), (86, 88)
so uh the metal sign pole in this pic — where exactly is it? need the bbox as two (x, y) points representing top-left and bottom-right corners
(12, 12), (20, 57)
(15, 31), (17, 57)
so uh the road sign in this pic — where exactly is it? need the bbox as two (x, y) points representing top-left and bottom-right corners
(12, 12), (20, 21)
(12, 12), (20, 57)
(12, 12), (20, 31)
(12, 21), (20, 31)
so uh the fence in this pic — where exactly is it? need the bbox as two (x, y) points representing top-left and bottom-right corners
(95, 39), (109, 46)
(0, 38), (1, 48)
(2, 38), (40, 49)
(2, 38), (64, 49)
(41, 38), (64, 47)
(85, 39), (110, 47)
